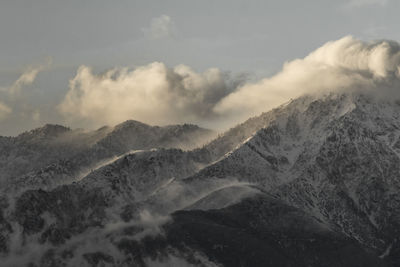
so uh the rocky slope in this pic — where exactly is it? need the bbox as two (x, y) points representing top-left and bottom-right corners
(1, 93), (400, 266)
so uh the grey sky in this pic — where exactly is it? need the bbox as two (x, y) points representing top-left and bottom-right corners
(0, 0), (399, 135)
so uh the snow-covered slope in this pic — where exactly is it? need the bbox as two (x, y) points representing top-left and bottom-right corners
(1, 121), (215, 193)
(1, 93), (400, 266)
(144, 93), (400, 265)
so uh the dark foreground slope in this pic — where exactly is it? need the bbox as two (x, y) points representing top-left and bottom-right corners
(160, 195), (386, 267)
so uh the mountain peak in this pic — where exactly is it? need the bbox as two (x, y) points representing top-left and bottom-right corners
(114, 119), (150, 130)
(17, 124), (71, 140)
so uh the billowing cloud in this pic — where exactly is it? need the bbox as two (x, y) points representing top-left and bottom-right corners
(59, 36), (400, 130)
(142, 15), (176, 39)
(214, 36), (400, 120)
(58, 62), (244, 128)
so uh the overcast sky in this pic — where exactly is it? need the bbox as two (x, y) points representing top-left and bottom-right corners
(0, 0), (399, 135)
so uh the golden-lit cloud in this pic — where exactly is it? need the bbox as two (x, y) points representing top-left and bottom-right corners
(59, 36), (400, 129)
(58, 62), (244, 128)
(214, 36), (400, 120)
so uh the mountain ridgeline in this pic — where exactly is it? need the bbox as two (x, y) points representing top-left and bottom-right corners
(1, 93), (400, 266)
(0, 121), (215, 192)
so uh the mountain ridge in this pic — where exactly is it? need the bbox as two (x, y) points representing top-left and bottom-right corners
(1, 92), (400, 266)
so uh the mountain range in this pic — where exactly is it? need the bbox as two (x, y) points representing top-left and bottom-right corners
(1, 93), (400, 266)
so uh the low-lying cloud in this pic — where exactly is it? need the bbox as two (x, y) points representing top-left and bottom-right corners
(58, 63), (245, 128)
(215, 36), (400, 120)
(59, 36), (400, 130)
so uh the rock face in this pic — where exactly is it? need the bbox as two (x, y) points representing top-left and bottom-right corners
(1, 93), (400, 266)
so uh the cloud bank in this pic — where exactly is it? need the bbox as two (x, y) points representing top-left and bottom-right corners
(215, 36), (400, 119)
(58, 36), (400, 130)
(58, 63), (245, 128)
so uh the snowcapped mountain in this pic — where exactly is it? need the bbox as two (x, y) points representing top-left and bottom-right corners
(1, 93), (400, 266)
(0, 120), (214, 193)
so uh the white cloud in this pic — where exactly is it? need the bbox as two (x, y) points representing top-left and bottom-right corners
(214, 36), (400, 119)
(59, 36), (400, 130)
(142, 15), (176, 39)
(346, 0), (388, 8)
(58, 62), (243, 128)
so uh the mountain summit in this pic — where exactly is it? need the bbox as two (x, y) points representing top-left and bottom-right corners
(1, 93), (400, 266)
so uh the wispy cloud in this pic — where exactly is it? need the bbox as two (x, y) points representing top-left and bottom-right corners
(0, 102), (11, 120)
(142, 15), (176, 39)
(3, 58), (52, 96)
(0, 58), (51, 122)
(345, 0), (388, 8)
